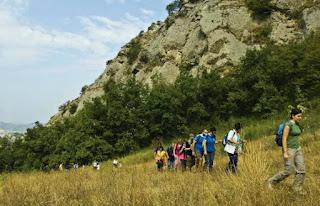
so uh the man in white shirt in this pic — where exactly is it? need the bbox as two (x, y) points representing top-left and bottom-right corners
(225, 123), (242, 174)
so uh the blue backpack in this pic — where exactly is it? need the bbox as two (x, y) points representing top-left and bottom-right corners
(275, 122), (285, 146)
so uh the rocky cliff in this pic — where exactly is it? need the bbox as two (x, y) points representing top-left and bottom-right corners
(48, 0), (320, 124)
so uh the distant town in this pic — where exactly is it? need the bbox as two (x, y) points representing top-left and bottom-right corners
(0, 122), (33, 137)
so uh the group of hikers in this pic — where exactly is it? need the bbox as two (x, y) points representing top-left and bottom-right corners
(54, 160), (102, 171)
(154, 122), (244, 174)
(154, 108), (307, 194)
(54, 159), (122, 171)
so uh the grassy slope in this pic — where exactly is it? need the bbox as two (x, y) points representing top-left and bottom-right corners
(0, 107), (320, 205)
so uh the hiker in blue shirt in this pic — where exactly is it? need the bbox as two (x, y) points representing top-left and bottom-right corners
(192, 129), (207, 171)
(203, 127), (220, 172)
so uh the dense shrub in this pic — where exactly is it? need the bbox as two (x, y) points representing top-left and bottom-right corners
(255, 22), (272, 41)
(81, 85), (89, 94)
(246, 0), (273, 20)
(127, 40), (142, 64)
(69, 103), (78, 114)
(166, 0), (182, 15)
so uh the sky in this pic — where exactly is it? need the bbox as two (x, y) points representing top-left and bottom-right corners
(0, 0), (172, 124)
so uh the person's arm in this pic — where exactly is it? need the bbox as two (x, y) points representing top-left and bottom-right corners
(282, 126), (290, 160)
(192, 139), (196, 155)
(173, 144), (177, 158)
(203, 140), (207, 155)
(179, 144), (185, 153)
(163, 151), (168, 162)
(184, 143), (191, 151)
(227, 131), (240, 144)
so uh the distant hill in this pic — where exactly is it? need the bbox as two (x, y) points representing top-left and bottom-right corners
(0, 122), (34, 134)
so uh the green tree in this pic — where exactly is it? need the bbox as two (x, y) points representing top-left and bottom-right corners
(166, 0), (182, 15)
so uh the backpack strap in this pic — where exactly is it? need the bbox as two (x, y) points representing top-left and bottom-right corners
(231, 130), (236, 139)
(227, 130), (236, 143)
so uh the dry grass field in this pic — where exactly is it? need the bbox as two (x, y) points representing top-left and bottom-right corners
(0, 130), (319, 206)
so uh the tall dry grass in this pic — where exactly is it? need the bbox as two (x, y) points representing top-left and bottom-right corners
(0, 131), (320, 206)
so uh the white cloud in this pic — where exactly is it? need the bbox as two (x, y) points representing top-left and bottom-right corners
(140, 8), (155, 17)
(104, 0), (141, 4)
(0, 0), (149, 70)
(79, 14), (147, 44)
(0, 0), (29, 14)
(104, 0), (126, 4)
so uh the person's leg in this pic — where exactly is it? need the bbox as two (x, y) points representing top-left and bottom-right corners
(293, 148), (306, 193)
(195, 154), (200, 169)
(192, 155), (195, 165)
(204, 154), (209, 172)
(232, 153), (238, 173)
(268, 148), (295, 185)
(208, 152), (214, 172)
(188, 155), (195, 171)
(159, 161), (164, 171)
(174, 158), (180, 171)
(195, 152), (203, 171)
(212, 151), (215, 169)
(226, 153), (233, 174)
(186, 156), (192, 171)
(181, 159), (187, 172)
(156, 160), (161, 171)
(205, 152), (214, 172)
(226, 153), (238, 174)
(169, 159), (174, 170)
(228, 153), (237, 173)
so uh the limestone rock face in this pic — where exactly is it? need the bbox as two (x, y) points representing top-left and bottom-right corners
(270, 12), (303, 44)
(48, 0), (320, 124)
(182, 27), (207, 62)
(162, 18), (190, 50)
(207, 29), (249, 68)
(303, 6), (320, 32)
(272, 0), (306, 12)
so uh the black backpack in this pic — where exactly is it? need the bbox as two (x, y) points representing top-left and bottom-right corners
(167, 146), (174, 157)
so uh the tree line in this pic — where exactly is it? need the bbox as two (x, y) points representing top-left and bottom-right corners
(0, 32), (319, 172)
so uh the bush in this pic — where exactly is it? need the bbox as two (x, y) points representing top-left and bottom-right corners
(246, 0), (273, 20)
(58, 101), (70, 113)
(288, 9), (306, 30)
(127, 40), (142, 64)
(254, 22), (272, 42)
(139, 51), (149, 64)
(81, 85), (89, 94)
(166, 0), (182, 15)
(69, 103), (78, 115)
